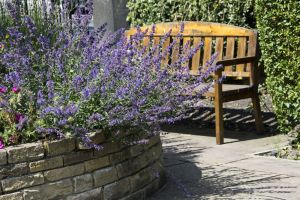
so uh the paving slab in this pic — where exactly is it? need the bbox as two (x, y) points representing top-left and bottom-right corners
(148, 131), (300, 200)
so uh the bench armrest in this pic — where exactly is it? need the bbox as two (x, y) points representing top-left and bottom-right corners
(216, 56), (256, 67)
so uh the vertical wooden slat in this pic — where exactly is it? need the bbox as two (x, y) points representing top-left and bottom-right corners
(161, 37), (170, 66)
(215, 37), (224, 61)
(182, 37), (191, 68)
(203, 37), (212, 70)
(225, 37), (235, 72)
(171, 36), (181, 65)
(236, 37), (247, 73)
(153, 36), (160, 57)
(142, 36), (150, 54)
(248, 34), (258, 84)
(191, 37), (201, 73)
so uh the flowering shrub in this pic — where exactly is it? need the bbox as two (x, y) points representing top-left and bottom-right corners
(0, 0), (218, 149)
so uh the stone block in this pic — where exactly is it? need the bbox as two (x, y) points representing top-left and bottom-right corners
(84, 156), (110, 172)
(66, 187), (102, 200)
(144, 178), (161, 198)
(144, 135), (161, 150)
(0, 192), (23, 200)
(6, 143), (44, 164)
(63, 150), (93, 166)
(109, 148), (131, 164)
(73, 174), (93, 193)
(43, 138), (75, 157)
(130, 167), (153, 192)
(1, 172), (44, 192)
(0, 163), (28, 180)
(103, 178), (130, 200)
(116, 160), (133, 179)
(0, 150), (7, 166)
(93, 166), (118, 187)
(94, 142), (123, 158)
(130, 145), (144, 157)
(120, 190), (145, 200)
(146, 144), (162, 163)
(76, 131), (106, 150)
(44, 163), (85, 182)
(29, 156), (63, 173)
(23, 179), (73, 200)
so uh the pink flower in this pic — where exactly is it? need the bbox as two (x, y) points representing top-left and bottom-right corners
(0, 86), (7, 94)
(12, 87), (21, 93)
(0, 137), (5, 149)
(15, 113), (24, 123)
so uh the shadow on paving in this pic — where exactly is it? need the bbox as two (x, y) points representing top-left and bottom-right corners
(162, 106), (278, 144)
(148, 137), (296, 200)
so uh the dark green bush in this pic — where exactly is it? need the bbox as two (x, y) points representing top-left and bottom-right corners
(126, 0), (255, 28)
(256, 0), (300, 133)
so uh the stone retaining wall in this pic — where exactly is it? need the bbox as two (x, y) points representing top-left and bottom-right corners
(0, 134), (165, 200)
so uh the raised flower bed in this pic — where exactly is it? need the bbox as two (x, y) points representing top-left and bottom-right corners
(0, 134), (165, 200)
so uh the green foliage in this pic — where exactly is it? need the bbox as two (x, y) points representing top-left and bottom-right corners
(255, 0), (300, 133)
(126, 0), (255, 28)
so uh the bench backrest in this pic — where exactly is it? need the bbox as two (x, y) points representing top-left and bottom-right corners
(126, 22), (258, 83)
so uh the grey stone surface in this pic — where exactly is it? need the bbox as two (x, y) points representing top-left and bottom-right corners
(0, 150), (7, 166)
(110, 148), (132, 164)
(94, 0), (129, 31)
(63, 150), (93, 166)
(130, 167), (153, 192)
(120, 189), (144, 200)
(29, 156), (63, 173)
(43, 138), (75, 157)
(66, 187), (102, 200)
(103, 178), (131, 200)
(0, 163), (28, 180)
(23, 179), (73, 200)
(1, 172), (44, 192)
(6, 143), (44, 163)
(94, 142), (123, 158)
(0, 192), (23, 200)
(73, 174), (93, 193)
(93, 166), (118, 187)
(44, 163), (85, 182)
(148, 132), (300, 200)
(84, 156), (110, 172)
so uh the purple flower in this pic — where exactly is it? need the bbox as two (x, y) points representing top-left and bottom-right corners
(15, 113), (24, 123)
(12, 86), (21, 93)
(0, 86), (7, 93)
(0, 138), (4, 149)
(64, 104), (78, 116)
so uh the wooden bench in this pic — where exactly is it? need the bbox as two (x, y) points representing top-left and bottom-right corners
(126, 22), (263, 144)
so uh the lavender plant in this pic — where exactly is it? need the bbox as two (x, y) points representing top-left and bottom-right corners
(0, 0), (219, 149)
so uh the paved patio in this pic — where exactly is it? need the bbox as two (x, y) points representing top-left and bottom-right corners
(149, 100), (300, 200)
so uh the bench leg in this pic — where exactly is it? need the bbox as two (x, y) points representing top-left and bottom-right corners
(252, 92), (264, 134)
(215, 96), (224, 144)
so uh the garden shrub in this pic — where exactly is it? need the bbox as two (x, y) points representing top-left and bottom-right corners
(127, 0), (255, 28)
(255, 0), (300, 133)
(0, 1), (218, 149)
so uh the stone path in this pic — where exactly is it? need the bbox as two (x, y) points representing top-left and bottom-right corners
(148, 131), (300, 200)
(148, 98), (300, 199)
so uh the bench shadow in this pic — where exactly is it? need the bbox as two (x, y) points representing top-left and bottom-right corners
(161, 106), (278, 143)
(148, 137), (296, 200)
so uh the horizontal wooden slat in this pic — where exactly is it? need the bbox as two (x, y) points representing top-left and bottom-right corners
(216, 56), (256, 66)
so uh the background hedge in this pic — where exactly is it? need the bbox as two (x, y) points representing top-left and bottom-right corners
(255, 0), (300, 133)
(127, 0), (255, 28)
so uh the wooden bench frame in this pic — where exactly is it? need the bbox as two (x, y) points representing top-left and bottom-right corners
(126, 22), (264, 144)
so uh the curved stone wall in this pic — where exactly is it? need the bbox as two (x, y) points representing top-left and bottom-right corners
(0, 134), (165, 200)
